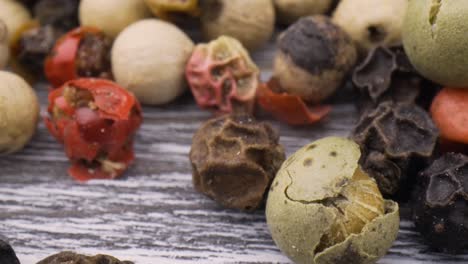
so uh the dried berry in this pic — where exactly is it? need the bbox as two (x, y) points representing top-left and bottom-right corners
(34, 0), (79, 31)
(45, 27), (113, 87)
(412, 153), (468, 253)
(273, 0), (334, 25)
(37, 251), (133, 264)
(0, 71), (39, 154)
(111, 19), (194, 105)
(352, 102), (438, 197)
(403, 0), (468, 88)
(190, 114), (285, 211)
(79, 0), (151, 38)
(144, 0), (199, 20)
(186, 36), (259, 115)
(0, 19), (9, 69)
(0, 239), (20, 264)
(431, 88), (468, 145)
(266, 137), (399, 264)
(332, 0), (408, 52)
(352, 46), (435, 112)
(201, 0), (275, 51)
(274, 16), (357, 103)
(16, 25), (59, 74)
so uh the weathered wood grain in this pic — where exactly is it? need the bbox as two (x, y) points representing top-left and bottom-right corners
(1, 41), (468, 264)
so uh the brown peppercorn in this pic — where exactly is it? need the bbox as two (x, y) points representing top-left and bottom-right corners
(352, 46), (440, 113)
(352, 102), (438, 197)
(37, 251), (133, 264)
(412, 153), (468, 253)
(0, 239), (20, 264)
(274, 15), (357, 103)
(190, 114), (285, 211)
(76, 31), (113, 80)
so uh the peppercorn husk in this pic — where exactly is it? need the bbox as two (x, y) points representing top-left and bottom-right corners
(352, 102), (439, 198)
(412, 153), (468, 253)
(0, 239), (20, 264)
(266, 137), (399, 264)
(75, 31), (113, 80)
(273, 16), (357, 103)
(186, 35), (259, 115)
(190, 114), (285, 211)
(37, 251), (133, 264)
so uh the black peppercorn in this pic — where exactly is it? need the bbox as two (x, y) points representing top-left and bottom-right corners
(412, 153), (468, 253)
(352, 102), (439, 197)
(0, 239), (20, 264)
(190, 114), (285, 211)
(33, 0), (79, 31)
(37, 251), (133, 264)
(16, 25), (60, 75)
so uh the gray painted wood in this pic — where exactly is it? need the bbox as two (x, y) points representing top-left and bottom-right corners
(1, 40), (467, 264)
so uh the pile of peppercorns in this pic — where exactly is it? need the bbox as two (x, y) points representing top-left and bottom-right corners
(1, 0), (468, 263)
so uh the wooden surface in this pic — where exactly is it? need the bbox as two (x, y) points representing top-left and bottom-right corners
(1, 42), (468, 264)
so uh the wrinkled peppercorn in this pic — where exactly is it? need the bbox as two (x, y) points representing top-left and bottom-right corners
(34, 0), (79, 31)
(412, 153), (468, 253)
(0, 239), (20, 264)
(37, 251), (133, 264)
(16, 25), (59, 74)
(190, 114), (285, 211)
(352, 46), (439, 113)
(352, 102), (438, 197)
(76, 32), (113, 80)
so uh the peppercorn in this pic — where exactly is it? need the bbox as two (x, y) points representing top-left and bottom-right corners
(16, 25), (59, 75)
(403, 0), (468, 88)
(0, 239), (20, 264)
(431, 88), (468, 152)
(352, 102), (439, 197)
(79, 0), (151, 38)
(0, 19), (9, 69)
(200, 0), (275, 51)
(190, 114), (285, 211)
(0, 71), (39, 154)
(111, 19), (194, 105)
(266, 137), (399, 264)
(332, 0), (408, 52)
(273, 16), (357, 103)
(352, 46), (439, 113)
(144, 0), (200, 20)
(186, 36), (259, 115)
(33, 0), (79, 31)
(412, 153), (468, 253)
(37, 251), (133, 264)
(45, 27), (113, 87)
(0, 0), (33, 47)
(273, 0), (334, 25)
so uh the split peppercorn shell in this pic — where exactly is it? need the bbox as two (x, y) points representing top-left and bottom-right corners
(412, 153), (468, 253)
(266, 137), (399, 264)
(352, 102), (438, 197)
(37, 251), (133, 264)
(189, 114), (285, 211)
